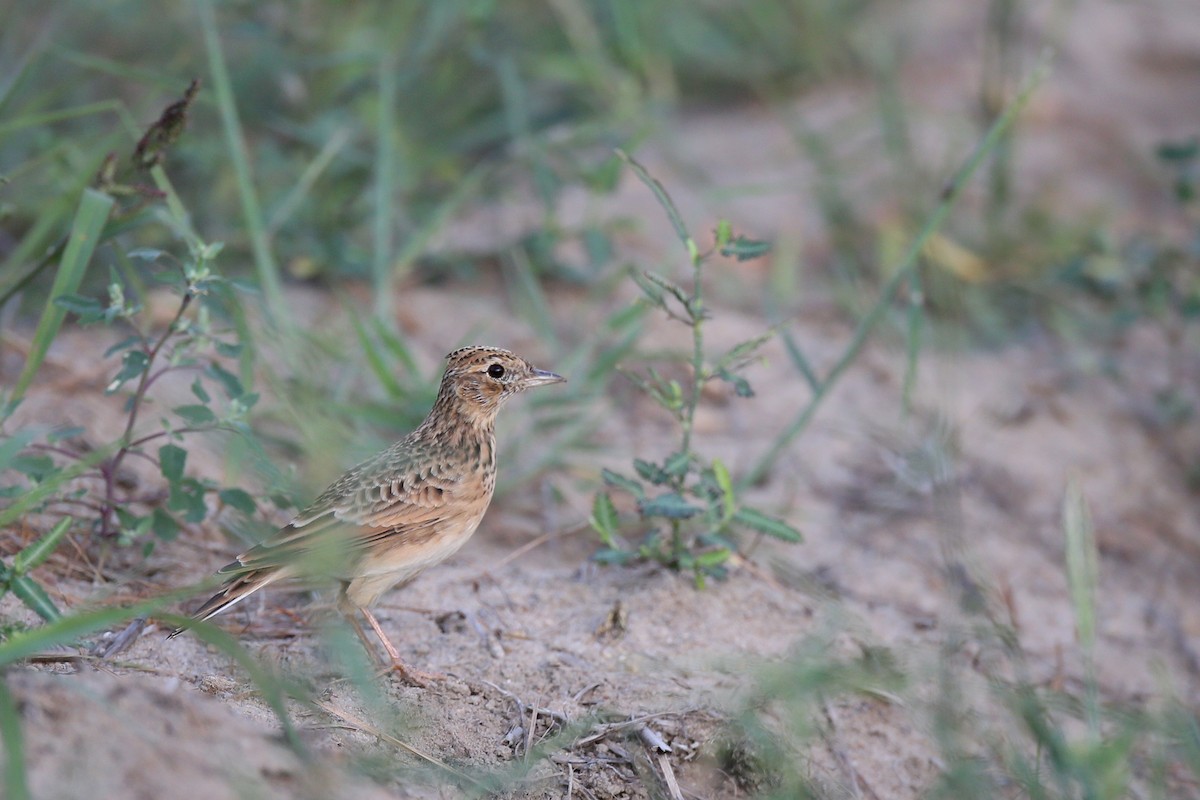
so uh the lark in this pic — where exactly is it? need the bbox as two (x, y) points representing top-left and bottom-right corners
(171, 346), (564, 683)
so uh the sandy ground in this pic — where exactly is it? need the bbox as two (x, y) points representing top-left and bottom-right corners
(3, 0), (1200, 797)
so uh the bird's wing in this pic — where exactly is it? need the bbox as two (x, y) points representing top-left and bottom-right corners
(225, 441), (462, 574)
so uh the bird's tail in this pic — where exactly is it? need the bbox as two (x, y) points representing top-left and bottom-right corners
(167, 567), (283, 639)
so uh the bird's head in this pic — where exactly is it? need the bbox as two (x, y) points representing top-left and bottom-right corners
(436, 346), (565, 424)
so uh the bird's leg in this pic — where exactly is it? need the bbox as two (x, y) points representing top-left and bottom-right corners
(359, 606), (445, 687)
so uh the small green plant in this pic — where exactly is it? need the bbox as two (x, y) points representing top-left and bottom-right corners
(41, 238), (261, 548)
(588, 152), (801, 586)
(0, 81), (261, 563)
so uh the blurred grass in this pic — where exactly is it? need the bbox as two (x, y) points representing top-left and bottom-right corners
(2, 1), (1199, 798)
(0, 678), (27, 800)
(0, 0), (870, 301)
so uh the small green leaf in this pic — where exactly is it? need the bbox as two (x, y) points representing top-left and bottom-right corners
(168, 477), (208, 523)
(46, 427), (85, 444)
(206, 361), (244, 398)
(714, 219), (732, 249)
(104, 335), (144, 358)
(716, 367), (754, 397)
(0, 430), (37, 472)
(158, 444), (187, 483)
(733, 507), (803, 542)
(218, 488), (256, 515)
(641, 270), (692, 311)
(106, 350), (150, 394)
(664, 451), (691, 478)
(593, 548), (634, 565)
(173, 405), (216, 426)
(214, 340), (243, 358)
(588, 492), (620, 547)
(633, 459), (669, 485)
(1156, 138), (1199, 162)
(695, 548), (732, 568)
(719, 235), (773, 262)
(10, 453), (55, 481)
(616, 149), (691, 251)
(601, 468), (645, 500)
(151, 508), (180, 541)
(712, 459), (736, 521)
(52, 293), (104, 317)
(127, 248), (166, 262)
(715, 330), (775, 371)
(191, 377), (211, 403)
(639, 492), (701, 519)
(630, 270), (668, 310)
(116, 508), (153, 543)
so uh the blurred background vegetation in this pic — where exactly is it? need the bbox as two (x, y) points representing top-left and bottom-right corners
(2, 0), (1200, 797)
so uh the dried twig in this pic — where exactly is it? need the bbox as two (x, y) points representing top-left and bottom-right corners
(638, 725), (672, 753)
(89, 615), (147, 658)
(572, 710), (691, 749)
(657, 753), (685, 800)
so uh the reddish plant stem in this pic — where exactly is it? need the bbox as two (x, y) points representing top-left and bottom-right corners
(99, 287), (194, 536)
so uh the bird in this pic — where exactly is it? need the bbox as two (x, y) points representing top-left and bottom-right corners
(170, 345), (565, 684)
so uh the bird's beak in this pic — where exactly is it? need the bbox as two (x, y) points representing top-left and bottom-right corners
(527, 368), (566, 387)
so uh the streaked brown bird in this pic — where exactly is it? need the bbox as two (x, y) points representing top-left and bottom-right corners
(170, 346), (565, 683)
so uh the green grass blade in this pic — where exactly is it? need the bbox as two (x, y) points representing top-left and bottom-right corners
(391, 161), (490, 280)
(168, 614), (309, 756)
(13, 516), (72, 573)
(9, 575), (61, 622)
(0, 99), (126, 139)
(350, 313), (405, 398)
(8, 188), (114, 407)
(197, 0), (285, 323)
(373, 48), (399, 320)
(902, 261), (924, 413)
(0, 678), (29, 800)
(266, 126), (352, 234)
(743, 51), (1053, 487)
(0, 598), (167, 667)
(371, 316), (420, 377)
(1063, 476), (1100, 736)
(503, 247), (557, 343)
(780, 327), (820, 393)
(0, 130), (128, 309)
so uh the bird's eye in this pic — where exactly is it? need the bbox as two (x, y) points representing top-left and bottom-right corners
(487, 363), (506, 379)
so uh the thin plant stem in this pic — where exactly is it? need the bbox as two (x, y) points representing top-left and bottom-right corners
(678, 249), (705, 462)
(126, 426), (207, 451)
(99, 288), (192, 535)
(118, 292), (191, 446)
(902, 262), (924, 414)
